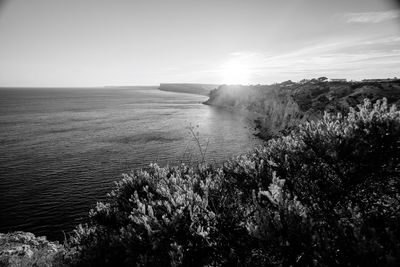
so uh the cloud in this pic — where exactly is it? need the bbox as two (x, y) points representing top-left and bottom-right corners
(361, 36), (400, 45)
(173, 36), (400, 84)
(342, 10), (400, 23)
(212, 36), (400, 82)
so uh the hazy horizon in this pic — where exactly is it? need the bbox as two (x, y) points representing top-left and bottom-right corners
(0, 0), (399, 87)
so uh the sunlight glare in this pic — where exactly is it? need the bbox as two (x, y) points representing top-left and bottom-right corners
(220, 59), (252, 85)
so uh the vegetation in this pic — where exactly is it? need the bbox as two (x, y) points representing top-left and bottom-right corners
(64, 98), (400, 266)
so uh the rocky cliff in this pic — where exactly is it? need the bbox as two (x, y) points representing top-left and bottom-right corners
(204, 79), (400, 139)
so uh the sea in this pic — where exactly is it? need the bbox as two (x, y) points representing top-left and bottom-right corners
(0, 86), (263, 241)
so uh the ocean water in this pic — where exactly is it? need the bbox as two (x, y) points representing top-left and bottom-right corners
(0, 87), (262, 240)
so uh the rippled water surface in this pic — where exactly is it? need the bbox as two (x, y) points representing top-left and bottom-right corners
(0, 87), (262, 240)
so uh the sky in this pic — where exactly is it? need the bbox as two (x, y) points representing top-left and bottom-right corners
(0, 0), (399, 87)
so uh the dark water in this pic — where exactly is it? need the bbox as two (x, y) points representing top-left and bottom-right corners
(0, 87), (262, 240)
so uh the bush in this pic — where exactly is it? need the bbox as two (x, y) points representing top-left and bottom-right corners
(66, 98), (400, 266)
(249, 98), (400, 266)
(65, 163), (224, 266)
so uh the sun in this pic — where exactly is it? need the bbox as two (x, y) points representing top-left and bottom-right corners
(220, 59), (252, 85)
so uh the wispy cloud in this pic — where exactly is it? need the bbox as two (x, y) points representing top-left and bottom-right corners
(203, 35), (400, 83)
(172, 35), (400, 84)
(342, 10), (400, 23)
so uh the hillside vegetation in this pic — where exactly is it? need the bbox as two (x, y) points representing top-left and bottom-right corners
(63, 98), (400, 266)
(205, 79), (400, 139)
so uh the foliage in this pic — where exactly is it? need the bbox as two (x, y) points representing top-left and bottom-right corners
(65, 163), (224, 266)
(248, 98), (400, 266)
(180, 124), (209, 165)
(66, 98), (400, 266)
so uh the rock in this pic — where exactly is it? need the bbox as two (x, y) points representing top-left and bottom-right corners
(0, 231), (66, 267)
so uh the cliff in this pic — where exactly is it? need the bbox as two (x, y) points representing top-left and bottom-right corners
(204, 79), (400, 139)
(159, 83), (219, 96)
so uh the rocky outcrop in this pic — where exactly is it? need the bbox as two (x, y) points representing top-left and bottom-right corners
(0, 232), (66, 267)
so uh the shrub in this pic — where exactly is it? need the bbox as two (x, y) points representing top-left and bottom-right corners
(249, 98), (400, 266)
(66, 98), (400, 266)
(65, 163), (224, 266)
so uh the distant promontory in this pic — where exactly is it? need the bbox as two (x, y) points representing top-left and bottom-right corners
(159, 83), (219, 96)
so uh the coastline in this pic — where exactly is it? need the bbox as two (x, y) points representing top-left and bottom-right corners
(2, 83), (400, 265)
(0, 87), (260, 246)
